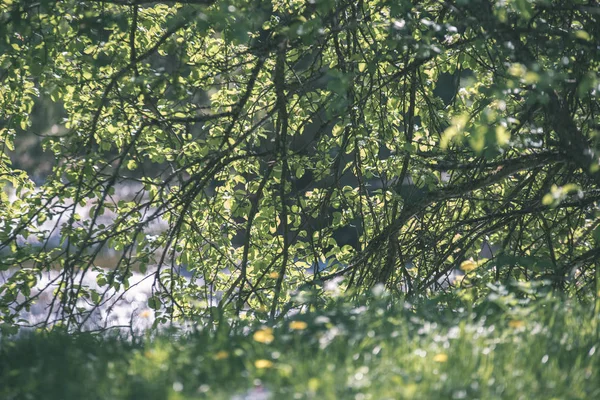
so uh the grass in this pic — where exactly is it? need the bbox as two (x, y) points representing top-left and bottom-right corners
(1, 285), (599, 400)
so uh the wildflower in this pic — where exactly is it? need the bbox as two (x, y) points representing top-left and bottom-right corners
(460, 259), (478, 272)
(508, 319), (525, 329)
(253, 327), (274, 344)
(213, 350), (229, 360)
(433, 353), (448, 363)
(172, 382), (183, 392)
(289, 320), (308, 330)
(308, 377), (320, 392)
(254, 359), (273, 369)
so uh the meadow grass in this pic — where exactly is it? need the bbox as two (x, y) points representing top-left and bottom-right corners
(1, 286), (598, 400)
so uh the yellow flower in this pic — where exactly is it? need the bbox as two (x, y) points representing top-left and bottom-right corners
(253, 327), (274, 344)
(508, 319), (525, 329)
(268, 271), (279, 279)
(213, 350), (229, 360)
(254, 359), (273, 369)
(460, 259), (478, 272)
(433, 353), (448, 363)
(289, 321), (308, 331)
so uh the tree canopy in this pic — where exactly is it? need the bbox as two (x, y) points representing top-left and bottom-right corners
(1, 0), (599, 330)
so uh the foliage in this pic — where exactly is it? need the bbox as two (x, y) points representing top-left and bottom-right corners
(1, 0), (599, 329)
(1, 290), (599, 399)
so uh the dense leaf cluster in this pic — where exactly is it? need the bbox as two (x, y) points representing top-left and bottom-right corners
(0, 0), (599, 329)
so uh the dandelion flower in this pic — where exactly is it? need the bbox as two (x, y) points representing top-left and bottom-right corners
(433, 353), (448, 363)
(253, 327), (274, 344)
(255, 359), (273, 369)
(289, 321), (308, 331)
(213, 351), (229, 360)
(508, 319), (525, 328)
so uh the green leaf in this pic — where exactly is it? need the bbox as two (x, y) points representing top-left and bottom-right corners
(148, 296), (161, 310)
(574, 30), (591, 41)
